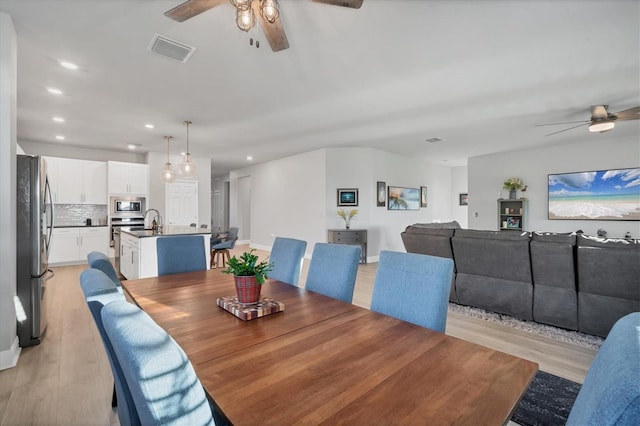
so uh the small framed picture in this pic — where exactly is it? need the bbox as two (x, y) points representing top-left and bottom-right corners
(459, 193), (468, 206)
(376, 181), (386, 207)
(420, 186), (428, 208)
(337, 188), (358, 207)
(507, 217), (520, 228)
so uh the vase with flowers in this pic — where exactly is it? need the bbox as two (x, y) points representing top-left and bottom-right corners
(337, 208), (358, 229)
(503, 177), (524, 199)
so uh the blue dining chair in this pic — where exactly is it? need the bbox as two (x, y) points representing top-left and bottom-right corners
(157, 235), (207, 276)
(268, 237), (307, 286)
(79, 269), (139, 426)
(101, 300), (218, 426)
(305, 243), (360, 303)
(87, 251), (122, 294)
(370, 251), (454, 333)
(566, 312), (640, 425)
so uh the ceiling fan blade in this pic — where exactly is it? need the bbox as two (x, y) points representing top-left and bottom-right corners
(544, 122), (589, 137)
(613, 106), (640, 121)
(164, 0), (227, 22)
(312, 0), (364, 9)
(535, 120), (590, 127)
(590, 105), (609, 120)
(253, 1), (289, 52)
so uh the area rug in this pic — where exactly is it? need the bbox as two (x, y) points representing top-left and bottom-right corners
(511, 370), (582, 426)
(448, 303), (603, 349)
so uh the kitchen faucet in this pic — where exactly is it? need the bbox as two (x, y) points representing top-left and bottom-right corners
(144, 209), (162, 233)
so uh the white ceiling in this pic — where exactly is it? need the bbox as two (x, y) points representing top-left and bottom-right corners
(1, 0), (639, 174)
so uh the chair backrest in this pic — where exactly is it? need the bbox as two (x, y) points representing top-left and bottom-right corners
(190, 223), (197, 227)
(200, 224), (208, 228)
(101, 300), (216, 426)
(87, 251), (122, 291)
(268, 237), (307, 286)
(211, 227), (239, 251)
(370, 251), (454, 333)
(157, 236), (206, 276)
(566, 312), (640, 425)
(79, 269), (139, 426)
(305, 243), (360, 303)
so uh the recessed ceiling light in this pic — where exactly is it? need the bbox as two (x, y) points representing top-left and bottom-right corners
(47, 88), (63, 95)
(127, 143), (141, 150)
(145, 123), (155, 129)
(246, 156), (253, 161)
(55, 135), (65, 140)
(52, 116), (65, 123)
(59, 61), (78, 70)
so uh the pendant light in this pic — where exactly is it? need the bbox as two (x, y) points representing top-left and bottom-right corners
(161, 135), (176, 183)
(179, 120), (196, 178)
(260, 0), (279, 23)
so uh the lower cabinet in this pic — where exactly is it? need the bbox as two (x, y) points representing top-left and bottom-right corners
(120, 233), (140, 280)
(50, 227), (110, 264)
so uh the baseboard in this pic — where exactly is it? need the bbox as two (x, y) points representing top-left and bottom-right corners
(0, 335), (21, 370)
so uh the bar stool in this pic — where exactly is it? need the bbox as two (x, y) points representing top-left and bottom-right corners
(210, 227), (238, 269)
(211, 249), (230, 269)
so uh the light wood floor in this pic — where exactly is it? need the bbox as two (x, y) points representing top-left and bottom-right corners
(0, 244), (598, 425)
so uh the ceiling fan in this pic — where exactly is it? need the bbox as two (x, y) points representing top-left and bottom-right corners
(164, 0), (364, 52)
(536, 105), (640, 137)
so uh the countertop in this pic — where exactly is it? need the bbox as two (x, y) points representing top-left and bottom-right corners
(55, 225), (108, 228)
(120, 226), (211, 238)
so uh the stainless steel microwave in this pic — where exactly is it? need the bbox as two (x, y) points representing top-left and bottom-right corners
(110, 196), (145, 216)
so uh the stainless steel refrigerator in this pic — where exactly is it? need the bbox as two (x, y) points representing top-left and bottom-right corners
(16, 155), (54, 347)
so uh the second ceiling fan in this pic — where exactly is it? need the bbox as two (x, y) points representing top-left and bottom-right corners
(164, 0), (364, 52)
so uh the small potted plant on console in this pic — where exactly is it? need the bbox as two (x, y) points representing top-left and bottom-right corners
(222, 250), (273, 304)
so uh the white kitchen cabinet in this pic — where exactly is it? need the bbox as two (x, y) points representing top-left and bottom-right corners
(108, 161), (149, 196)
(120, 232), (140, 280)
(49, 227), (109, 264)
(45, 157), (107, 204)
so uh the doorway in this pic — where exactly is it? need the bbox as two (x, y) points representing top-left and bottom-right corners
(165, 180), (198, 226)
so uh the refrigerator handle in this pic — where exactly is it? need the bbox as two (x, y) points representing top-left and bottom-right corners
(45, 175), (54, 256)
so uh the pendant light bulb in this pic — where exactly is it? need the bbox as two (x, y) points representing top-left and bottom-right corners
(179, 121), (196, 178)
(260, 0), (279, 23)
(161, 135), (176, 183)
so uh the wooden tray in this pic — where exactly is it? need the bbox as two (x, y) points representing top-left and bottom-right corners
(217, 296), (285, 321)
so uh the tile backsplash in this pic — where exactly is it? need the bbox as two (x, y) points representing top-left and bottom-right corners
(54, 204), (108, 227)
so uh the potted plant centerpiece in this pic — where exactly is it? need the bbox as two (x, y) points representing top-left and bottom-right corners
(222, 250), (273, 303)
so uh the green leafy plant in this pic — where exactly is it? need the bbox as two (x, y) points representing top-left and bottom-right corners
(503, 177), (524, 191)
(221, 250), (273, 284)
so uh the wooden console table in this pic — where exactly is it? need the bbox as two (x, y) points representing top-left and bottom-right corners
(327, 229), (367, 264)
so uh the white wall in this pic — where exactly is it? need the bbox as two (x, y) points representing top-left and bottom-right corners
(468, 136), (640, 238)
(230, 150), (327, 255)
(0, 12), (20, 370)
(228, 147), (454, 260)
(19, 140), (145, 163)
(451, 166), (469, 228)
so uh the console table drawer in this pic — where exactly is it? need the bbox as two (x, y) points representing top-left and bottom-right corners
(327, 229), (368, 264)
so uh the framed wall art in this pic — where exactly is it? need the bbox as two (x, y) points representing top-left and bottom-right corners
(548, 167), (640, 220)
(459, 193), (468, 206)
(377, 181), (386, 207)
(420, 186), (428, 207)
(388, 186), (420, 210)
(337, 188), (359, 207)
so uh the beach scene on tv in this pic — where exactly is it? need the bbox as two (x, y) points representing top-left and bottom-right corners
(548, 168), (640, 220)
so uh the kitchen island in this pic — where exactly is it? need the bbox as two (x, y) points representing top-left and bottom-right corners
(118, 226), (211, 279)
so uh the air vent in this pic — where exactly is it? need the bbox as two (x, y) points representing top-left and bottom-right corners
(425, 137), (444, 143)
(148, 34), (196, 63)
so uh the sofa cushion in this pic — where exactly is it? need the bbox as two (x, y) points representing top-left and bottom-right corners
(406, 221), (461, 230)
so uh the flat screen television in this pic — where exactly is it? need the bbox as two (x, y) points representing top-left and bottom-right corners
(548, 167), (640, 221)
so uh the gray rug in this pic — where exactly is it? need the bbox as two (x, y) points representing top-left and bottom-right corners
(511, 370), (581, 426)
(448, 303), (603, 349)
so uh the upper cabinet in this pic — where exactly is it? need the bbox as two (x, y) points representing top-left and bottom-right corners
(45, 157), (107, 204)
(108, 161), (149, 196)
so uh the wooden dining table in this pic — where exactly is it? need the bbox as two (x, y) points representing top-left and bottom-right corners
(122, 269), (538, 425)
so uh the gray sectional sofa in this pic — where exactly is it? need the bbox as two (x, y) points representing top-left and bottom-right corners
(401, 224), (640, 337)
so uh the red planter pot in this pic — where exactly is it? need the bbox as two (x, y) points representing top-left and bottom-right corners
(234, 275), (261, 303)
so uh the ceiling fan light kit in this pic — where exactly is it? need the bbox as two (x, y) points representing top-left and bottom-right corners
(588, 121), (615, 133)
(179, 120), (197, 178)
(161, 135), (177, 184)
(235, 6), (256, 32)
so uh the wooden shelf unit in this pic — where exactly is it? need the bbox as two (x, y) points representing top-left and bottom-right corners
(498, 199), (527, 232)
